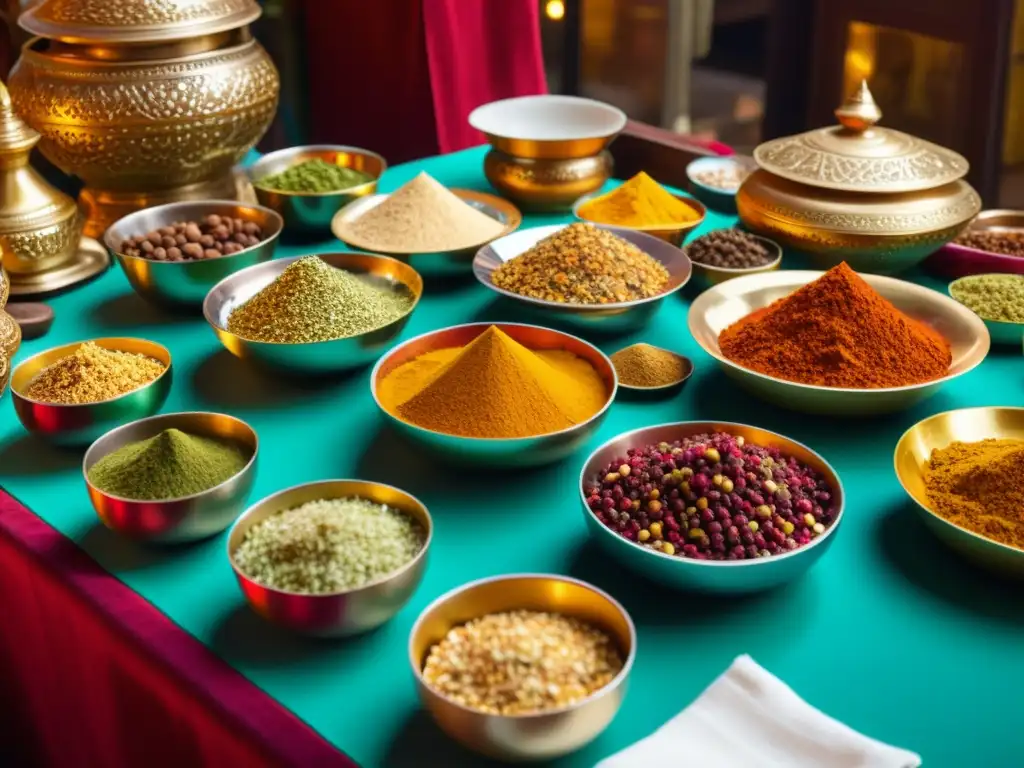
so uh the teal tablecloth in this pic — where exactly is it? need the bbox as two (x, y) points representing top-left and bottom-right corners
(3, 146), (1023, 767)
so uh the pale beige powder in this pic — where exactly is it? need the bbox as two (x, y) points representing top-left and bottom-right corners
(339, 172), (505, 252)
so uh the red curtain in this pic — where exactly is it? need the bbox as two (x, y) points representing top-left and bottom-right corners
(303, 0), (547, 163)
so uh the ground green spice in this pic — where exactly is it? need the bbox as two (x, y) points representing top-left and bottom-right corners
(232, 497), (425, 594)
(226, 256), (413, 343)
(950, 274), (1024, 322)
(255, 159), (373, 194)
(88, 428), (249, 500)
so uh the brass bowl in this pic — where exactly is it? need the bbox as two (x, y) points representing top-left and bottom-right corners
(484, 149), (612, 212)
(572, 190), (707, 247)
(103, 200), (283, 308)
(688, 233), (783, 288)
(8, 32), (280, 238)
(469, 95), (627, 160)
(0, 309), (22, 362)
(948, 275), (1024, 346)
(203, 252), (422, 375)
(11, 337), (173, 445)
(737, 170), (980, 275)
(228, 479), (432, 637)
(926, 210), (1024, 279)
(247, 145), (386, 234)
(371, 322), (617, 467)
(688, 270), (990, 416)
(0, 352), (9, 400)
(579, 422), (845, 592)
(473, 224), (691, 333)
(331, 189), (521, 276)
(409, 573), (635, 761)
(894, 407), (1024, 576)
(83, 411), (257, 543)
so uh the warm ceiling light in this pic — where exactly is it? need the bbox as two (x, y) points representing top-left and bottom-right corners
(545, 0), (565, 21)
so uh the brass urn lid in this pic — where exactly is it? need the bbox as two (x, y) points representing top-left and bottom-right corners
(753, 81), (969, 194)
(19, 0), (261, 44)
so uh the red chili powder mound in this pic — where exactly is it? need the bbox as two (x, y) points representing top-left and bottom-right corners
(717, 263), (952, 388)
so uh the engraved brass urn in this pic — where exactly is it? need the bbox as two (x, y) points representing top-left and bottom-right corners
(737, 82), (981, 274)
(7, 0), (280, 239)
(0, 266), (22, 396)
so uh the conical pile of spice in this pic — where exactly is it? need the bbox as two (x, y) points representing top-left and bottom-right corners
(227, 256), (413, 343)
(718, 263), (951, 388)
(610, 343), (689, 388)
(377, 326), (608, 438)
(337, 172), (505, 252)
(924, 438), (1024, 550)
(88, 428), (250, 501)
(25, 341), (165, 404)
(577, 171), (700, 227)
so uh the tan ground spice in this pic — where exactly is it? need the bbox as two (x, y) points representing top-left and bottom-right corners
(422, 610), (624, 715)
(491, 223), (669, 304)
(611, 343), (688, 387)
(25, 342), (165, 404)
(337, 172), (505, 252)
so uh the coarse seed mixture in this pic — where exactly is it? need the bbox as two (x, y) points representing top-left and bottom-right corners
(254, 158), (373, 194)
(954, 229), (1024, 258)
(421, 610), (624, 715)
(337, 172), (505, 252)
(25, 341), (166, 405)
(687, 229), (773, 269)
(232, 497), (425, 594)
(610, 343), (688, 388)
(585, 431), (838, 560)
(949, 274), (1024, 323)
(227, 256), (413, 343)
(491, 223), (669, 304)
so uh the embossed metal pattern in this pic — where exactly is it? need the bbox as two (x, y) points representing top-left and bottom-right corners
(0, 310), (21, 361)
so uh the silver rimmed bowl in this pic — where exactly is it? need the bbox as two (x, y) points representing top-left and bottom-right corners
(228, 479), (432, 637)
(579, 421), (845, 593)
(331, 189), (522, 276)
(688, 270), (991, 416)
(103, 200), (283, 308)
(83, 412), (257, 543)
(371, 322), (617, 467)
(203, 252), (423, 375)
(247, 145), (386, 234)
(11, 337), (173, 446)
(409, 573), (635, 761)
(688, 232), (783, 288)
(473, 224), (692, 333)
(948, 274), (1024, 346)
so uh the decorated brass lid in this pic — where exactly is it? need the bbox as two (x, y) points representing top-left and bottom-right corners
(0, 81), (39, 155)
(753, 81), (969, 194)
(19, 0), (262, 44)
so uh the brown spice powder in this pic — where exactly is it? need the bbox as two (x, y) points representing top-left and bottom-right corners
(610, 343), (687, 387)
(25, 341), (165, 405)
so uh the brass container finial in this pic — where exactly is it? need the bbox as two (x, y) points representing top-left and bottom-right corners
(835, 80), (883, 133)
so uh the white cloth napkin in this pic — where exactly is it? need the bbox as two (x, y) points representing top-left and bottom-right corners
(596, 655), (921, 768)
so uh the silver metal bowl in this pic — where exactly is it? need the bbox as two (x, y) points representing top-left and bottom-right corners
(203, 252), (423, 375)
(614, 345), (694, 399)
(83, 411), (258, 543)
(688, 233), (783, 289)
(228, 479), (432, 637)
(580, 422), (846, 593)
(371, 322), (617, 467)
(247, 145), (386, 234)
(11, 337), (173, 446)
(473, 224), (692, 333)
(409, 573), (635, 761)
(103, 200), (283, 308)
(331, 189), (522, 276)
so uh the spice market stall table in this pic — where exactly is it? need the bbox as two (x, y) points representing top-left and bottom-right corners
(1, 146), (1023, 768)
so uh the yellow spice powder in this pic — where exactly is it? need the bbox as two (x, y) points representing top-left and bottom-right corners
(25, 341), (165, 405)
(578, 171), (699, 228)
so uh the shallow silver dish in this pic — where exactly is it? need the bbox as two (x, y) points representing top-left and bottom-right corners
(228, 479), (432, 637)
(473, 224), (691, 333)
(331, 189), (522, 276)
(203, 252), (423, 375)
(84, 411), (258, 543)
(371, 322), (617, 467)
(103, 200), (283, 308)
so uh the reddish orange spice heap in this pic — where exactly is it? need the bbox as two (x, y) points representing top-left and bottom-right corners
(718, 263), (952, 388)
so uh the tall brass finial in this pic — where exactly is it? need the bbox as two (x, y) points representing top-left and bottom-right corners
(835, 80), (882, 133)
(0, 78), (40, 153)
(0, 80), (9, 110)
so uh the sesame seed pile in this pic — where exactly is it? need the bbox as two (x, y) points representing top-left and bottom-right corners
(226, 256), (413, 344)
(491, 223), (669, 304)
(24, 341), (165, 405)
(232, 497), (425, 594)
(421, 610), (624, 715)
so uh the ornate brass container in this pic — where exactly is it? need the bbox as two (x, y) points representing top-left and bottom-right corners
(737, 82), (981, 274)
(7, 0), (280, 238)
(0, 266), (22, 376)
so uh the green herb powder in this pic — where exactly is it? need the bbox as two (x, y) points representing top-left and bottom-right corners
(255, 159), (373, 194)
(88, 428), (249, 501)
(950, 274), (1024, 322)
(232, 497), (425, 594)
(227, 256), (413, 343)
